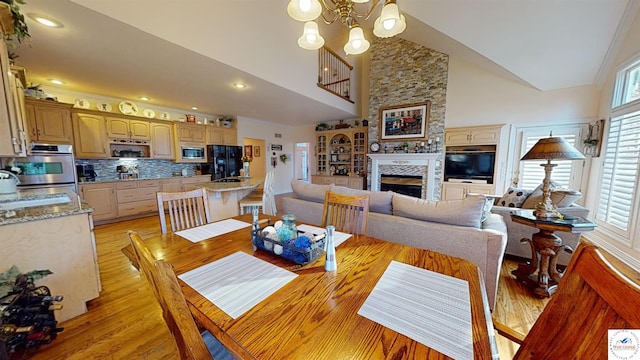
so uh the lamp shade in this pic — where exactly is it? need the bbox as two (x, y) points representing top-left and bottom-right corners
(521, 136), (586, 161)
(297, 21), (325, 50)
(287, 0), (322, 22)
(344, 26), (370, 55)
(373, 2), (406, 38)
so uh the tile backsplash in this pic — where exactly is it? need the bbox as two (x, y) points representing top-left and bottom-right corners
(75, 159), (208, 181)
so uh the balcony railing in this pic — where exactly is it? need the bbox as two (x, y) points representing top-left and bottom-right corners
(318, 46), (354, 103)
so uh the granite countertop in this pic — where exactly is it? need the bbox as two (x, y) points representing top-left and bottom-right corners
(203, 177), (263, 192)
(80, 174), (212, 184)
(0, 188), (93, 226)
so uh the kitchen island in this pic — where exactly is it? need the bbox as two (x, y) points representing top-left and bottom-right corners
(0, 188), (100, 322)
(203, 177), (262, 222)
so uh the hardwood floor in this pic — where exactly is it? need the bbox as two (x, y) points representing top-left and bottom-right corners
(29, 202), (549, 359)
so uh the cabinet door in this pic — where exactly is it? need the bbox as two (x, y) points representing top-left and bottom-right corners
(106, 117), (130, 138)
(176, 124), (194, 141)
(73, 113), (109, 158)
(469, 129), (499, 145)
(441, 183), (467, 200)
(206, 127), (223, 144)
(190, 125), (206, 143)
(160, 179), (182, 192)
(0, 42), (27, 156)
(80, 184), (117, 221)
(129, 120), (150, 140)
(444, 130), (470, 145)
(150, 122), (175, 159)
(348, 177), (364, 190)
(33, 105), (73, 143)
(222, 128), (237, 145)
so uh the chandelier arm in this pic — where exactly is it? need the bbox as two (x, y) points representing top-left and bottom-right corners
(319, 0), (340, 24)
(352, 0), (383, 20)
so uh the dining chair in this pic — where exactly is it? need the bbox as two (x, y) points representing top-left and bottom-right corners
(493, 239), (640, 359)
(127, 230), (236, 360)
(238, 170), (277, 216)
(321, 191), (370, 235)
(156, 188), (211, 234)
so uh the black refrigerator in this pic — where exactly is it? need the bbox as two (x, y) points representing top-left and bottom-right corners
(208, 145), (243, 180)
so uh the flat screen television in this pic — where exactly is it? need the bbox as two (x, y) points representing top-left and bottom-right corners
(444, 149), (495, 184)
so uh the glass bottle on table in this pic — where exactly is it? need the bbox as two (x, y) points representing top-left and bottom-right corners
(324, 225), (336, 271)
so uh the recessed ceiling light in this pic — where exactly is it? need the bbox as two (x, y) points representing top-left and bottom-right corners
(191, 106), (198, 110)
(28, 14), (63, 28)
(48, 79), (64, 85)
(140, 96), (150, 101)
(233, 83), (247, 89)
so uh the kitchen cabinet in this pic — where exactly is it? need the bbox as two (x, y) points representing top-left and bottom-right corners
(160, 178), (182, 192)
(206, 126), (237, 145)
(441, 182), (496, 200)
(72, 112), (109, 158)
(79, 182), (118, 221)
(150, 121), (175, 159)
(115, 179), (160, 217)
(175, 123), (206, 143)
(0, 40), (28, 156)
(444, 124), (504, 146)
(24, 98), (73, 144)
(106, 116), (150, 140)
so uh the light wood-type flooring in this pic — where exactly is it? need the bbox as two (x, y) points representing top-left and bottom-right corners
(28, 197), (548, 359)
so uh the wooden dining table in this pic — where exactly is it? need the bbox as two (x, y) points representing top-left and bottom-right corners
(137, 214), (498, 359)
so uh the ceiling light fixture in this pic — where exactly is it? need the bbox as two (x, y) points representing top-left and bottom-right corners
(191, 106), (198, 110)
(287, 0), (406, 55)
(140, 96), (150, 101)
(28, 14), (63, 28)
(48, 79), (64, 85)
(233, 83), (247, 89)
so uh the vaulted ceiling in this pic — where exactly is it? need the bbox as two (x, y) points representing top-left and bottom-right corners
(13, 0), (638, 126)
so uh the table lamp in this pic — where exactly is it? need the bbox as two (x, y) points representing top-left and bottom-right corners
(520, 134), (585, 219)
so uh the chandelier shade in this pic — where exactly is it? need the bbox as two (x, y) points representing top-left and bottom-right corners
(287, 0), (406, 55)
(287, 0), (322, 22)
(344, 25), (370, 55)
(298, 21), (325, 50)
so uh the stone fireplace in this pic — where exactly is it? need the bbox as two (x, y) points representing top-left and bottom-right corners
(368, 153), (439, 200)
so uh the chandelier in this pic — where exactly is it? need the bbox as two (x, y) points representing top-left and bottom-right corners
(287, 0), (407, 55)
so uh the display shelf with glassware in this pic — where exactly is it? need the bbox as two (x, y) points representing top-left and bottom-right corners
(313, 128), (367, 190)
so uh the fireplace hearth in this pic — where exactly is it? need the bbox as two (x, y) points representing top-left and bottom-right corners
(380, 175), (422, 198)
(368, 153), (440, 200)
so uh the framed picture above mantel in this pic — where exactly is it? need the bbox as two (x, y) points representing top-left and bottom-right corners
(379, 101), (430, 141)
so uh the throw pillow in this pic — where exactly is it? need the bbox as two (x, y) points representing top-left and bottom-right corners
(290, 180), (331, 203)
(392, 193), (485, 228)
(477, 195), (494, 223)
(497, 187), (532, 208)
(550, 190), (582, 208)
(329, 185), (393, 215)
(521, 181), (561, 209)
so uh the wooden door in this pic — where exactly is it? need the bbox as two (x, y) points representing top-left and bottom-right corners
(33, 105), (72, 143)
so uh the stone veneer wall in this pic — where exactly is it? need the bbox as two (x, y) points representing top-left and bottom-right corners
(368, 37), (448, 198)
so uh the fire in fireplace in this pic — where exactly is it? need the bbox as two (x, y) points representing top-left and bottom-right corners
(380, 174), (422, 198)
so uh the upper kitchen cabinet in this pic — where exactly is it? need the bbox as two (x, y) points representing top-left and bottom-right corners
(149, 121), (174, 159)
(106, 116), (150, 140)
(72, 112), (109, 158)
(175, 122), (206, 143)
(24, 98), (74, 144)
(206, 126), (237, 145)
(0, 40), (28, 156)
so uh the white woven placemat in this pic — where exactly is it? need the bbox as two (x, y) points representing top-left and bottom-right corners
(358, 260), (473, 360)
(175, 219), (250, 243)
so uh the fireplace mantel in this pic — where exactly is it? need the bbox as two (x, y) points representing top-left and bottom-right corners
(368, 153), (440, 199)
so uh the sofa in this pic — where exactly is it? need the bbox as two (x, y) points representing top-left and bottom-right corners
(283, 180), (508, 310)
(490, 185), (590, 266)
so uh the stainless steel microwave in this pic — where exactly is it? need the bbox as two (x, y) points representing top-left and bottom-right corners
(180, 144), (206, 162)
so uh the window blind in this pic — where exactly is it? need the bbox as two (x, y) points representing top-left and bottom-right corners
(596, 110), (640, 232)
(519, 134), (578, 190)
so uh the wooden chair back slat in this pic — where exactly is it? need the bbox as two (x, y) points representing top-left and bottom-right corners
(321, 191), (370, 235)
(498, 240), (640, 359)
(127, 230), (213, 360)
(157, 188), (211, 234)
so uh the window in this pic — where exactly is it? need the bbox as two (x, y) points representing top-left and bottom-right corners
(517, 128), (583, 191)
(597, 56), (640, 242)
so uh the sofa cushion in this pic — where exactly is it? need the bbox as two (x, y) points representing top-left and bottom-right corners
(497, 187), (532, 208)
(329, 185), (393, 215)
(291, 181), (330, 203)
(392, 193), (485, 228)
(480, 196), (494, 223)
(550, 190), (582, 207)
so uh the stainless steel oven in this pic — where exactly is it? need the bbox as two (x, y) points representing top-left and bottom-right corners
(14, 143), (78, 192)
